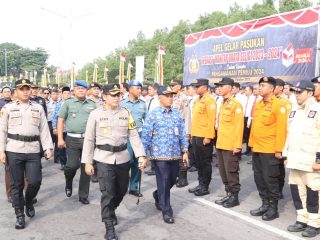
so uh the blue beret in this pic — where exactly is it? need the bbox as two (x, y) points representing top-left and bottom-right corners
(75, 80), (88, 89)
(128, 80), (143, 87)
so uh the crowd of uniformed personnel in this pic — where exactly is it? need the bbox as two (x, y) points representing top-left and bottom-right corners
(0, 75), (320, 239)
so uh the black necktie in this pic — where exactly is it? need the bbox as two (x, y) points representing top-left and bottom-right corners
(148, 97), (154, 111)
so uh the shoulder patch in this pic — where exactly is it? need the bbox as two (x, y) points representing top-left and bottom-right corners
(289, 111), (296, 118)
(128, 114), (137, 130)
(308, 110), (317, 118)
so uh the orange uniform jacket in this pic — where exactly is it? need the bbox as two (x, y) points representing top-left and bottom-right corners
(248, 95), (287, 153)
(278, 95), (292, 117)
(191, 92), (216, 139)
(216, 97), (244, 151)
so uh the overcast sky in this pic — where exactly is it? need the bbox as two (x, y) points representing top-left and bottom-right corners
(0, 0), (280, 69)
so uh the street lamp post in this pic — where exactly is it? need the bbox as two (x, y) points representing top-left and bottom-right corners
(40, 7), (92, 87)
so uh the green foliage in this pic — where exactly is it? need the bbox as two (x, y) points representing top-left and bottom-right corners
(279, 0), (312, 12)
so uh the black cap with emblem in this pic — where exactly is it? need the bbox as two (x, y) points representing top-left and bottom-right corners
(15, 79), (31, 89)
(157, 86), (176, 95)
(258, 76), (276, 87)
(214, 77), (234, 86)
(89, 82), (101, 89)
(190, 78), (209, 86)
(275, 78), (285, 87)
(103, 83), (121, 95)
(290, 80), (315, 92)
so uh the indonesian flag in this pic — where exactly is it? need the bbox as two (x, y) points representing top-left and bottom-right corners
(120, 53), (126, 61)
(159, 45), (165, 55)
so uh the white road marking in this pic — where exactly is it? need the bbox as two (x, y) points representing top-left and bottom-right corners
(194, 198), (304, 240)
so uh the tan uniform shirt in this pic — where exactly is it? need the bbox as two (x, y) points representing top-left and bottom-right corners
(81, 106), (146, 165)
(0, 101), (53, 153)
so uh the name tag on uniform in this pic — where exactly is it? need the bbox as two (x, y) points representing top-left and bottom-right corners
(174, 127), (179, 136)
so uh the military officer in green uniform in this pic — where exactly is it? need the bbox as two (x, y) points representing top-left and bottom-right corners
(82, 83), (146, 240)
(57, 80), (97, 204)
(120, 80), (147, 197)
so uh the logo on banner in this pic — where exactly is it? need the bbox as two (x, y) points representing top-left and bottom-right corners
(189, 54), (200, 74)
(282, 43), (294, 67)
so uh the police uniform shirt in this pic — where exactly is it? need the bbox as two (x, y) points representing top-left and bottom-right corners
(120, 97), (147, 131)
(172, 92), (189, 119)
(30, 96), (47, 116)
(81, 106), (146, 165)
(58, 97), (97, 134)
(0, 101), (53, 153)
(283, 97), (320, 172)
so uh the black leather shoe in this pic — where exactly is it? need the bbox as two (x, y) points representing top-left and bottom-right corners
(194, 187), (210, 196)
(129, 191), (143, 197)
(262, 208), (279, 221)
(188, 185), (201, 193)
(162, 213), (174, 224)
(302, 226), (320, 238)
(25, 204), (35, 218)
(215, 193), (231, 205)
(65, 188), (72, 197)
(250, 200), (269, 216)
(15, 216), (25, 229)
(287, 222), (307, 232)
(223, 194), (239, 208)
(79, 198), (90, 205)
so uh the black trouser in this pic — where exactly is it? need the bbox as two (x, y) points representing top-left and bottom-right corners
(243, 117), (251, 152)
(6, 151), (42, 211)
(216, 149), (240, 194)
(279, 159), (285, 193)
(97, 161), (130, 222)
(252, 152), (281, 200)
(59, 133), (67, 166)
(188, 143), (196, 168)
(64, 135), (90, 199)
(48, 121), (60, 163)
(192, 137), (213, 189)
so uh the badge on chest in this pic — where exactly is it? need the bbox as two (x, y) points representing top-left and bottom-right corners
(308, 110), (317, 118)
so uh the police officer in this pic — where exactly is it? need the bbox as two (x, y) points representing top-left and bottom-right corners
(0, 86), (13, 202)
(57, 80), (97, 204)
(0, 79), (53, 229)
(142, 85), (188, 224)
(82, 83), (146, 240)
(170, 80), (189, 188)
(120, 80), (147, 197)
(188, 78), (216, 196)
(249, 77), (287, 221)
(283, 80), (320, 238)
(274, 78), (292, 198)
(30, 83), (47, 116)
(214, 78), (244, 208)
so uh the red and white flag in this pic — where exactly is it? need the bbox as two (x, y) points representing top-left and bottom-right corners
(159, 45), (166, 55)
(120, 53), (126, 61)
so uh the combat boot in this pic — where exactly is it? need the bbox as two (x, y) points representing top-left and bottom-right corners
(176, 171), (188, 188)
(262, 199), (279, 221)
(215, 192), (231, 205)
(15, 208), (25, 229)
(250, 199), (269, 216)
(223, 193), (240, 208)
(194, 186), (210, 196)
(104, 219), (118, 240)
(188, 185), (201, 193)
(302, 226), (320, 238)
(287, 222), (307, 232)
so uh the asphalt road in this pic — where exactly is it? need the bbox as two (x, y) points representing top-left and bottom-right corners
(0, 155), (307, 240)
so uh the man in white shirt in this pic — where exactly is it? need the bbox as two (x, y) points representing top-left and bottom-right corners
(284, 82), (298, 106)
(232, 82), (247, 111)
(243, 85), (255, 155)
(147, 83), (160, 112)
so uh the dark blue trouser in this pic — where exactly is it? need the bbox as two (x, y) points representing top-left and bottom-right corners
(127, 141), (140, 192)
(59, 132), (67, 166)
(154, 160), (179, 217)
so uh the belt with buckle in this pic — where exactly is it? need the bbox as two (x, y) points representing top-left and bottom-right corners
(7, 133), (40, 142)
(97, 143), (127, 153)
(67, 132), (85, 138)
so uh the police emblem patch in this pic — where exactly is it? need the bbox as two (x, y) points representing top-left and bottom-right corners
(308, 110), (317, 118)
(289, 111), (296, 118)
